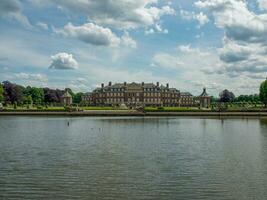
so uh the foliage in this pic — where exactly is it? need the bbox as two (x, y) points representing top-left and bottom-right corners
(24, 86), (44, 105)
(234, 94), (260, 103)
(0, 84), (4, 102)
(73, 92), (84, 104)
(44, 88), (64, 103)
(210, 96), (219, 103)
(260, 79), (267, 106)
(23, 95), (33, 105)
(3, 81), (24, 104)
(219, 89), (235, 103)
(65, 88), (75, 97)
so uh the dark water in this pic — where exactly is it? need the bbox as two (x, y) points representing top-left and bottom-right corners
(1, 117), (267, 200)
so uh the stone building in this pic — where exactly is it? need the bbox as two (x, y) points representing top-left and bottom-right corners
(180, 92), (195, 107)
(81, 92), (93, 105)
(62, 91), (73, 106)
(199, 88), (211, 108)
(85, 82), (180, 107)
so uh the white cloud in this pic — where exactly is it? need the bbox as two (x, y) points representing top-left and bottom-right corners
(180, 10), (209, 26)
(55, 22), (120, 47)
(258, 0), (267, 11)
(36, 22), (48, 30)
(55, 22), (137, 48)
(33, 0), (175, 30)
(145, 24), (169, 35)
(195, 0), (267, 43)
(3, 72), (49, 88)
(195, 0), (267, 78)
(49, 52), (78, 70)
(121, 32), (137, 48)
(14, 72), (48, 81)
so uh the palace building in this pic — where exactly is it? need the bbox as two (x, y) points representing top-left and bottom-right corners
(180, 92), (195, 107)
(81, 82), (211, 108)
(83, 82), (180, 107)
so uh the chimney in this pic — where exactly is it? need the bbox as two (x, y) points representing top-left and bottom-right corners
(109, 81), (112, 86)
(157, 82), (159, 87)
(124, 82), (127, 86)
(101, 83), (104, 88)
(166, 83), (169, 88)
(142, 82), (144, 86)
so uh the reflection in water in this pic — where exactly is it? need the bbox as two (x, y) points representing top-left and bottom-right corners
(0, 116), (267, 199)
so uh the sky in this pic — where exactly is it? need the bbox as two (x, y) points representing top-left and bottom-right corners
(1, 0), (267, 96)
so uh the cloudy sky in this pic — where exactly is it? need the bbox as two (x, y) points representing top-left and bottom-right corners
(1, 0), (267, 96)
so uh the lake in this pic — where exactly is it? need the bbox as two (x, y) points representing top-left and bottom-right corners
(0, 116), (267, 199)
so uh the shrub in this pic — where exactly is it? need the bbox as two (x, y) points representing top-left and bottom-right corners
(13, 102), (17, 110)
(37, 106), (43, 110)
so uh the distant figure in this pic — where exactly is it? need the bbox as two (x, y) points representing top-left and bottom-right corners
(67, 121), (70, 126)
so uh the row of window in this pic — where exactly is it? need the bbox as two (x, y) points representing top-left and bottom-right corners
(95, 93), (179, 98)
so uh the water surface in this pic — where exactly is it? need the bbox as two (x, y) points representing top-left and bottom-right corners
(1, 116), (267, 199)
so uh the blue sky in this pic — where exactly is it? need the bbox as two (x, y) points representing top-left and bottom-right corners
(1, 0), (267, 96)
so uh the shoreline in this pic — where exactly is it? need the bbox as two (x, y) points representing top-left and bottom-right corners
(1, 110), (267, 118)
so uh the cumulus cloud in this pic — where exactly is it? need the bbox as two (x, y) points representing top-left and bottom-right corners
(0, 0), (31, 28)
(121, 32), (137, 48)
(49, 52), (78, 70)
(219, 39), (252, 63)
(180, 10), (209, 26)
(195, 0), (267, 43)
(195, 0), (267, 78)
(29, 1), (175, 35)
(55, 22), (136, 48)
(35, 0), (175, 30)
(145, 23), (169, 35)
(55, 23), (120, 46)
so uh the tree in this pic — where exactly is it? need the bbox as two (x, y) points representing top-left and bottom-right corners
(219, 89), (235, 103)
(23, 86), (44, 105)
(73, 92), (84, 104)
(44, 88), (58, 103)
(0, 84), (4, 102)
(3, 81), (24, 104)
(65, 88), (75, 97)
(260, 79), (267, 107)
(44, 88), (64, 104)
(31, 87), (44, 104)
(23, 95), (33, 105)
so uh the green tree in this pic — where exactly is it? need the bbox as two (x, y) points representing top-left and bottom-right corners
(23, 95), (33, 105)
(260, 79), (267, 107)
(24, 86), (44, 105)
(73, 92), (84, 104)
(31, 87), (44, 105)
(0, 84), (4, 102)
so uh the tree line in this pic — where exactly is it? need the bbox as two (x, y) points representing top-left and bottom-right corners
(0, 81), (84, 106)
(211, 89), (261, 104)
(210, 78), (267, 107)
(1, 79), (267, 107)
